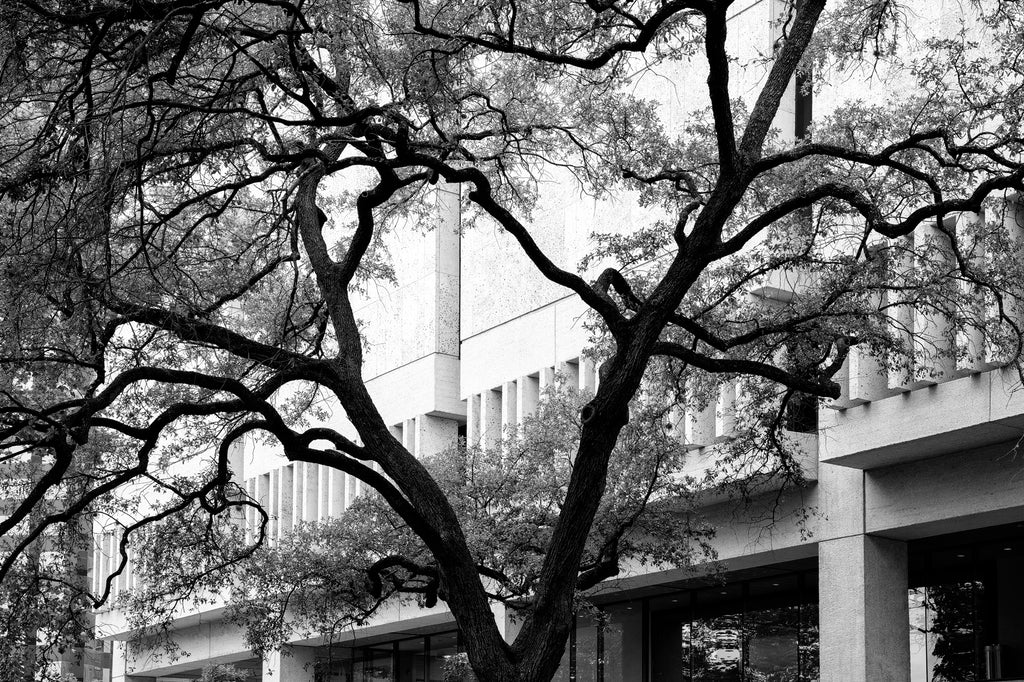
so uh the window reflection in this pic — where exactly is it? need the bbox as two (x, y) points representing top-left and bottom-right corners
(577, 614), (599, 682)
(648, 572), (817, 682)
(311, 570), (819, 682)
(651, 594), (691, 680)
(908, 582), (984, 682)
(604, 603), (643, 682)
(908, 530), (1024, 682)
(362, 645), (394, 682)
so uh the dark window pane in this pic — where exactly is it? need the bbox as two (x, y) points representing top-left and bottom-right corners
(604, 602), (643, 682)
(427, 632), (460, 682)
(551, 636), (570, 682)
(799, 602), (819, 682)
(692, 615), (741, 682)
(577, 614), (599, 682)
(363, 646), (394, 682)
(396, 637), (426, 682)
(650, 594), (691, 681)
(743, 604), (799, 682)
(927, 582), (980, 682)
(693, 586), (742, 682)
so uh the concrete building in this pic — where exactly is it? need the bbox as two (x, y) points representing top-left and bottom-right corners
(90, 1), (1024, 681)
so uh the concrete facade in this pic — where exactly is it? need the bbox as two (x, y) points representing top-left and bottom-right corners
(90, 2), (1024, 682)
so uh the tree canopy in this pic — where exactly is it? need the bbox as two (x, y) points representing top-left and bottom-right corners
(2, 1), (1024, 681)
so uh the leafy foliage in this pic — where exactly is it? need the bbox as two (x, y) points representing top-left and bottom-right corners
(1, 1), (1024, 681)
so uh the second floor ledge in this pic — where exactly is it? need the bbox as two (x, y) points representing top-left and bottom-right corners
(819, 367), (1024, 470)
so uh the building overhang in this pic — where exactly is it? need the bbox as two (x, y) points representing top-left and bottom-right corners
(819, 368), (1024, 470)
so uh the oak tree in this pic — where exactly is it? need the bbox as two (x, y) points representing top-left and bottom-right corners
(2, 1), (1024, 681)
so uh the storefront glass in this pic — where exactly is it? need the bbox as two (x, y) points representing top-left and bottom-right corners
(908, 528), (1024, 681)
(316, 570), (817, 682)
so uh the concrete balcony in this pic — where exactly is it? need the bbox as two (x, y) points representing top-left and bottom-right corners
(667, 430), (818, 508)
(820, 367), (1024, 470)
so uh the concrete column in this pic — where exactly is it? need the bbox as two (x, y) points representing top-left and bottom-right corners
(402, 418), (416, 454)
(819, 534), (910, 682)
(268, 469), (280, 542)
(415, 414), (458, 457)
(580, 356), (598, 394)
(435, 181), (461, 357)
(886, 236), (915, 392)
(323, 466), (344, 519)
(539, 367), (556, 393)
(263, 645), (318, 682)
(516, 374), (540, 424)
(482, 388), (502, 451)
(467, 393), (480, 445)
(276, 465), (294, 539)
(716, 382), (736, 439)
(501, 381), (518, 431)
(557, 360), (580, 390)
(684, 383), (715, 448)
(294, 461), (317, 524)
(913, 218), (956, 384)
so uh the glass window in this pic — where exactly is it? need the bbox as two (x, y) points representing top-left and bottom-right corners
(650, 593), (691, 681)
(427, 632), (462, 682)
(798, 601), (819, 682)
(396, 637), (427, 682)
(744, 577), (800, 682)
(319, 646), (355, 682)
(603, 602), (643, 682)
(577, 613), (599, 682)
(362, 645), (394, 682)
(693, 585), (742, 682)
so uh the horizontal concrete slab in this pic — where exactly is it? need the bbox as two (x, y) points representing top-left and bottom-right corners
(819, 369), (1024, 470)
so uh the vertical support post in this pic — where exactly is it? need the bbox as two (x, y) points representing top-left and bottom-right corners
(502, 381), (518, 433)
(819, 534), (910, 682)
(516, 374), (540, 425)
(887, 236), (915, 392)
(482, 388), (502, 451)
(913, 217), (956, 384)
(467, 393), (480, 446)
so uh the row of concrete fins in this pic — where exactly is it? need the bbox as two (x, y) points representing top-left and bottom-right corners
(91, 527), (135, 600)
(833, 204), (1023, 409)
(663, 381), (740, 450)
(464, 356), (600, 452)
(241, 460), (363, 546)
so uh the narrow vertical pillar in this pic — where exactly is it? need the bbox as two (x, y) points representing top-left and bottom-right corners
(402, 418), (416, 455)
(435, 181), (462, 357)
(1002, 193), (1024, 350)
(415, 414), (458, 458)
(539, 367), (556, 393)
(580, 356), (598, 394)
(263, 645), (318, 682)
(245, 477), (258, 539)
(913, 218), (956, 383)
(276, 465), (294, 539)
(558, 360), (580, 390)
(227, 437), (245, 481)
(684, 383), (715, 447)
(716, 382), (737, 439)
(517, 374), (540, 424)
(302, 462), (318, 523)
(887, 236), (915, 392)
(268, 469), (280, 543)
(482, 388), (502, 451)
(501, 381), (518, 432)
(467, 394), (480, 446)
(819, 534), (910, 682)
(848, 343), (891, 404)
